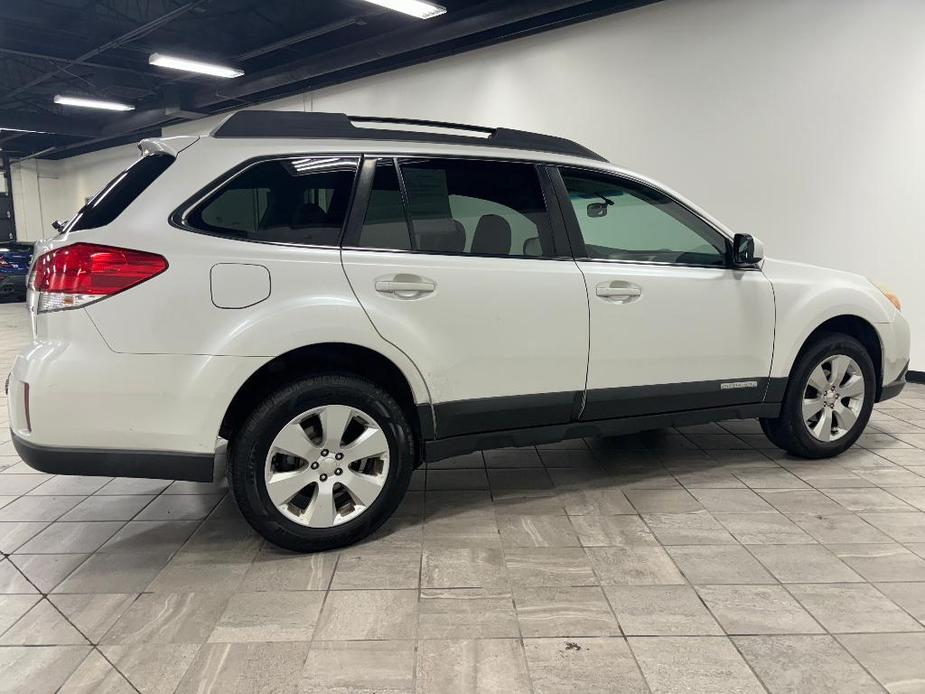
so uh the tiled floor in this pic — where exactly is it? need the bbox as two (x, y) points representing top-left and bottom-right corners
(1, 301), (924, 693)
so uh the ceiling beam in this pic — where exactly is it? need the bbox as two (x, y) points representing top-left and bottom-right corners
(0, 111), (101, 137)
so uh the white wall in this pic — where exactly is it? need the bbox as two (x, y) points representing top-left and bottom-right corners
(11, 0), (925, 367)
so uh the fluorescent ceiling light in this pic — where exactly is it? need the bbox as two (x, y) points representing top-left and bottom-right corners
(149, 53), (244, 78)
(54, 95), (134, 111)
(358, 0), (446, 19)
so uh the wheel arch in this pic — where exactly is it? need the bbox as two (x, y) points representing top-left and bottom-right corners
(219, 342), (432, 447)
(789, 314), (884, 399)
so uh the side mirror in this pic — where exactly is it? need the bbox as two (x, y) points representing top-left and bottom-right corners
(732, 233), (764, 266)
(51, 219), (66, 232)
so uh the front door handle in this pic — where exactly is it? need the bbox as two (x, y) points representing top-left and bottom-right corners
(595, 282), (642, 303)
(375, 274), (436, 298)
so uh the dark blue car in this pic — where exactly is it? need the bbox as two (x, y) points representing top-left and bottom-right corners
(0, 242), (34, 302)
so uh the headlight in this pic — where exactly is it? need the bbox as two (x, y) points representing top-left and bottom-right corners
(874, 284), (902, 311)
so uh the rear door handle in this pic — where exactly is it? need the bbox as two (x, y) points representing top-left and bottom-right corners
(595, 282), (642, 302)
(375, 275), (436, 298)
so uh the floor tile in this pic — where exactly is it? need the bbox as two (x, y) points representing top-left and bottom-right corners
(487, 468), (553, 490)
(498, 514), (579, 547)
(604, 585), (722, 635)
(422, 547), (508, 589)
(174, 641), (310, 694)
(102, 593), (228, 644)
(301, 640), (415, 693)
(513, 586), (619, 637)
(523, 637), (647, 694)
(788, 513), (893, 544)
(839, 633), (925, 694)
(0, 495), (83, 522)
(0, 522), (48, 553)
(48, 594), (136, 644)
(559, 489), (635, 515)
(860, 512), (925, 542)
(586, 546), (685, 585)
(666, 545), (773, 584)
(873, 582), (925, 623)
(688, 488), (776, 512)
(53, 552), (171, 594)
(417, 639), (531, 694)
(734, 635), (883, 694)
(9, 554), (87, 593)
(571, 514), (657, 546)
(426, 469), (490, 490)
(483, 449), (543, 468)
(505, 547), (598, 586)
(715, 512), (815, 544)
(630, 636), (764, 694)
(696, 584), (823, 634)
(0, 475), (46, 496)
(625, 489), (702, 513)
(788, 583), (923, 633)
(758, 489), (847, 514)
(208, 590), (324, 642)
(97, 520), (198, 554)
(642, 510), (737, 545)
(135, 494), (223, 521)
(0, 594), (40, 634)
(418, 588), (518, 639)
(747, 544), (862, 583)
(822, 488), (915, 512)
(0, 645), (90, 693)
(29, 476), (111, 496)
(331, 550), (420, 589)
(60, 496), (155, 522)
(829, 543), (925, 582)
(95, 478), (171, 496)
(240, 546), (337, 591)
(16, 521), (124, 554)
(99, 643), (201, 694)
(0, 598), (88, 645)
(59, 649), (136, 694)
(314, 589), (418, 640)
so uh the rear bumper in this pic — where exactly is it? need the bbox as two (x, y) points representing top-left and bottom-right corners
(11, 432), (215, 482)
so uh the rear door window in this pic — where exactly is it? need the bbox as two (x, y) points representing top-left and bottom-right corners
(185, 157), (359, 246)
(66, 153), (174, 232)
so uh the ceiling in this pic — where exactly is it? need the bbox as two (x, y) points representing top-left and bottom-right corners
(0, 0), (659, 160)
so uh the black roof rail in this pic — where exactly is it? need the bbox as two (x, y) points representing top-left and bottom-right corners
(212, 111), (607, 162)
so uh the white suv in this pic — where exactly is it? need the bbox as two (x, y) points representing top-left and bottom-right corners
(7, 112), (910, 551)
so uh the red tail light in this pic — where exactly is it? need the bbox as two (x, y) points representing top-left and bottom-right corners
(30, 243), (167, 313)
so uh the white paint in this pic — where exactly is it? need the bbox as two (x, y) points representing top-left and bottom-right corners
(10, 0), (924, 365)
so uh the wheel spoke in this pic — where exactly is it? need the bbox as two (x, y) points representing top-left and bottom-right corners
(840, 375), (864, 398)
(808, 365), (829, 393)
(812, 407), (834, 442)
(829, 355), (850, 387)
(802, 397), (824, 421)
(266, 467), (315, 506)
(304, 485), (337, 527)
(833, 403), (858, 431)
(320, 405), (354, 451)
(340, 469), (386, 506)
(271, 423), (319, 460)
(342, 427), (388, 464)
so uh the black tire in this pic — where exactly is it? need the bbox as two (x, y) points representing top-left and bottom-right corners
(760, 332), (875, 459)
(228, 373), (416, 552)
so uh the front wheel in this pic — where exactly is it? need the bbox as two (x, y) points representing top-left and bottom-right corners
(760, 332), (875, 459)
(229, 374), (416, 552)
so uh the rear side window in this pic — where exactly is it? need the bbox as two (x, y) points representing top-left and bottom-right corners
(363, 158), (555, 257)
(66, 153), (173, 232)
(186, 157), (359, 246)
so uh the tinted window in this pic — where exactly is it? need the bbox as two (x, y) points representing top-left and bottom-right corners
(67, 153), (173, 232)
(187, 157), (359, 246)
(357, 160), (412, 251)
(398, 159), (554, 257)
(561, 169), (727, 267)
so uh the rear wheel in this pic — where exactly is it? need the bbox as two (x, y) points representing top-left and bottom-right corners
(760, 333), (875, 458)
(229, 373), (415, 552)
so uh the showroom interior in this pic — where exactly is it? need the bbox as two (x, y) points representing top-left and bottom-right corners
(1, 0), (924, 692)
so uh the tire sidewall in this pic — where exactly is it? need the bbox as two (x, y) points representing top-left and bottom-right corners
(784, 334), (875, 457)
(231, 375), (415, 551)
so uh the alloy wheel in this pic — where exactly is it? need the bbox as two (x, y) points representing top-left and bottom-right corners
(264, 404), (390, 528)
(802, 354), (865, 442)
